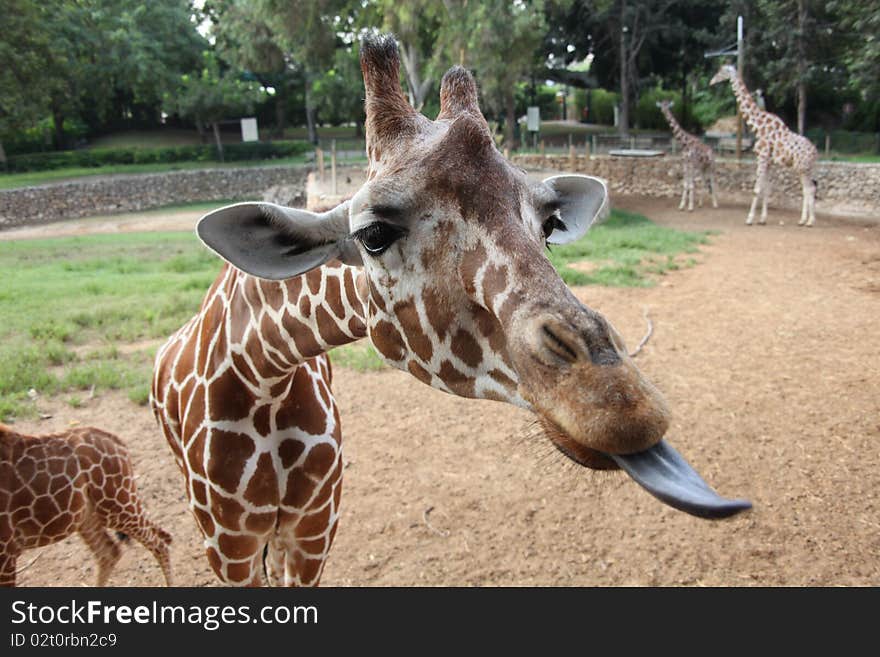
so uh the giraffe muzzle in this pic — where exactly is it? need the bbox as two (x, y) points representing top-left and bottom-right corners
(522, 314), (751, 520)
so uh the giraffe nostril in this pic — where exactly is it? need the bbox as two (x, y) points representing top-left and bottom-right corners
(541, 324), (579, 364)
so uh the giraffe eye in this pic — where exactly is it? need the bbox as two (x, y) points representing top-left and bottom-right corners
(542, 214), (565, 241)
(354, 222), (406, 256)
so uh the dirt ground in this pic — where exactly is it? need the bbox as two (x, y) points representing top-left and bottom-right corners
(9, 194), (880, 587)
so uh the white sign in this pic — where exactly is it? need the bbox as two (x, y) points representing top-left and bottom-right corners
(241, 117), (259, 142)
(527, 106), (540, 132)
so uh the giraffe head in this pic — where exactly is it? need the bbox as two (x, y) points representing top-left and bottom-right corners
(198, 35), (750, 519)
(710, 64), (737, 86)
(656, 100), (674, 110)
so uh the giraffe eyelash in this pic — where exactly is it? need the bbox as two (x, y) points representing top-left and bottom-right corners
(352, 222), (408, 256)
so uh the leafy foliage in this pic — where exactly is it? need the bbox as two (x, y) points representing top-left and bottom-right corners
(5, 141), (309, 173)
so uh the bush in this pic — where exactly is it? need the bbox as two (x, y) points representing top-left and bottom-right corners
(804, 128), (880, 154)
(636, 87), (681, 130)
(5, 140), (311, 173)
(589, 89), (619, 126)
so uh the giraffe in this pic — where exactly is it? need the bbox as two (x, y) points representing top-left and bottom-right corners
(151, 34), (750, 587)
(0, 424), (172, 587)
(656, 100), (718, 212)
(710, 63), (819, 226)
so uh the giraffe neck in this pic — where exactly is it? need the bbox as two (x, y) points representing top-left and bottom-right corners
(661, 106), (690, 146)
(728, 73), (763, 132)
(215, 261), (369, 381)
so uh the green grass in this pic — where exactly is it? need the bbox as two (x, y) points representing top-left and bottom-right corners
(547, 209), (708, 287)
(330, 343), (386, 372)
(824, 153), (880, 163)
(0, 230), (222, 420)
(0, 207), (705, 420)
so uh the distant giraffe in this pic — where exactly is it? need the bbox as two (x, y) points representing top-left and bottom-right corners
(711, 64), (818, 226)
(0, 424), (172, 587)
(657, 100), (718, 211)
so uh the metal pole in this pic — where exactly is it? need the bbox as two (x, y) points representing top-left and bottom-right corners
(736, 15), (744, 160)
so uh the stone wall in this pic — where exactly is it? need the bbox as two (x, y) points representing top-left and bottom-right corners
(512, 154), (880, 218)
(0, 164), (310, 230)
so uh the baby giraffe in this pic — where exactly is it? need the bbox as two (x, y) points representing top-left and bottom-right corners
(0, 424), (172, 587)
(657, 100), (718, 211)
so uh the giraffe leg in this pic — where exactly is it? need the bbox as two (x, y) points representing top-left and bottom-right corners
(747, 158), (769, 225)
(800, 174), (816, 226)
(686, 165), (695, 212)
(807, 177), (817, 226)
(759, 173), (770, 225)
(202, 523), (272, 587)
(799, 178), (808, 225)
(114, 515), (173, 586)
(0, 516), (17, 587)
(78, 511), (122, 586)
(0, 551), (19, 587)
(678, 174), (688, 211)
(265, 536), (286, 587)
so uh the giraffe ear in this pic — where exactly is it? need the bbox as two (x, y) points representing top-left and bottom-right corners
(542, 175), (610, 245)
(196, 201), (362, 280)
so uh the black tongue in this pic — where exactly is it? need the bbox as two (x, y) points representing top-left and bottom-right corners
(610, 440), (752, 520)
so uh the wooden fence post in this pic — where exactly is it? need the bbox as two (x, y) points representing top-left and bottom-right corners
(316, 147), (324, 183)
(331, 139), (337, 196)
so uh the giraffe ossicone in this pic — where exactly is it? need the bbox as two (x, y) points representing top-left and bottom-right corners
(152, 33), (750, 587)
(710, 64), (818, 226)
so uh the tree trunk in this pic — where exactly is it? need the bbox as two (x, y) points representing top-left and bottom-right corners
(796, 0), (807, 135)
(51, 101), (66, 150)
(399, 41), (432, 111)
(797, 81), (807, 136)
(212, 122), (225, 162)
(681, 72), (689, 130)
(274, 89), (286, 140)
(196, 119), (207, 144)
(0, 139), (7, 170)
(304, 72), (318, 145)
(504, 87), (516, 149)
(618, 2), (629, 138)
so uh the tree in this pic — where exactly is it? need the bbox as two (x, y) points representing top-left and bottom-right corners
(373, 0), (443, 111)
(312, 45), (366, 132)
(0, 0), (50, 164)
(164, 52), (266, 161)
(205, 0), (297, 138)
(0, 0), (205, 151)
(544, 0), (684, 136)
(753, 0), (841, 135)
(828, 0), (880, 131)
(254, 0), (348, 144)
(430, 0), (545, 147)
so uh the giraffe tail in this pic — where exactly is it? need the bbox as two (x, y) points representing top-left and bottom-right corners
(813, 179), (819, 200)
